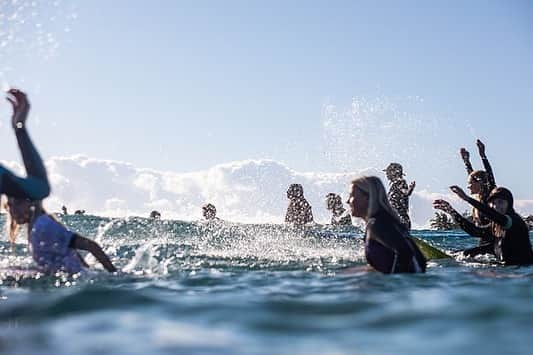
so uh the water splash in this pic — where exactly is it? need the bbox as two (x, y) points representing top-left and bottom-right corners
(0, 0), (78, 86)
(321, 96), (450, 173)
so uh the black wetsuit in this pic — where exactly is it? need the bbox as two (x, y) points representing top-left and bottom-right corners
(0, 126), (50, 199)
(365, 211), (426, 273)
(388, 178), (413, 230)
(451, 198), (533, 265)
(285, 198), (314, 225)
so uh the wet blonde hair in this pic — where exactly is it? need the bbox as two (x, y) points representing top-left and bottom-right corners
(4, 198), (44, 246)
(351, 176), (403, 225)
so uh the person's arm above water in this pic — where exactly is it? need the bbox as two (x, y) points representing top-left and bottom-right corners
(460, 148), (474, 176)
(304, 201), (314, 224)
(0, 89), (50, 200)
(433, 199), (492, 239)
(70, 234), (117, 272)
(406, 181), (416, 196)
(476, 139), (496, 190)
(450, 186), (510, 227)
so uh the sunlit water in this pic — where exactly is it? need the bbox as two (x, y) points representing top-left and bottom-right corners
(1, 214), (532, 355)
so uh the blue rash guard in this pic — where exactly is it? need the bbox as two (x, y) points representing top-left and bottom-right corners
(30, 214), (83, 274)
(0, 127), (50, 200)
(365, 211), (426, 274)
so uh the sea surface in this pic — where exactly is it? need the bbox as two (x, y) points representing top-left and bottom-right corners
(1, 214), (532, 355)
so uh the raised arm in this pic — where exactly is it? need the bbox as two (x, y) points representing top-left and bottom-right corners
(450, 185), (509, 227)
(70, 234), (117, 272)
(460, 148), (474, 175)
(433, 199), (492, 239)
(476, 139), (496, 190)
(1, 89), (50, 200)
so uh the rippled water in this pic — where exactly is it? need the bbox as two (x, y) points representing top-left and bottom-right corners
(1, 214), (532, 355)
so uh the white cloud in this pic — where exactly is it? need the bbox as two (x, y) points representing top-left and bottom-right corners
(3, 155), (533, 228)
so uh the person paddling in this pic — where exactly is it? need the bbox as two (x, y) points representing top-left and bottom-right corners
(347, 176), (426, 274)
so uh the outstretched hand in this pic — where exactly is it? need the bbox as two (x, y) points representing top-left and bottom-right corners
(433, 199), (454, 214)
(450, 185), (468, 200)
(408, 181), (416, 194)
(6, 89), (30, 129)
(460, 148), (470, 161)
(476, 139), (486, 158)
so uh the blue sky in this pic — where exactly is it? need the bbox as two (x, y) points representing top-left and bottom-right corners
(1, 0), (532, 196)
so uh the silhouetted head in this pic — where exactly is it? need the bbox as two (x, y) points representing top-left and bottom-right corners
(150, 210), (161, 219)
(287, 184), (304, 200)
(467, 170), (489, 195)
(325, 193), (342, 211)
(348, 176), (403, 224)
(487, 187), (514, 215)
(383, 163), (404, 180)
(202, 203), (217, 220)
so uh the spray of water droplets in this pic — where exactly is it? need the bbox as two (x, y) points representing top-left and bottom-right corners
(321, 96), (454, 175)
(0, 0), (78, 86)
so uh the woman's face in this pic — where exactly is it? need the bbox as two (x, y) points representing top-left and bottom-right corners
(347, 184), (368, 218)
(468, 177), (482, 195)
(489, 198), (509, 214)
(6, 198), (32, 224)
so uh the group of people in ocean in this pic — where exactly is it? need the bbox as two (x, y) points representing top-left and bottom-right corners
(1, 89), (532, 276)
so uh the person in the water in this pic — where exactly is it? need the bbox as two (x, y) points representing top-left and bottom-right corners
(383, 163), (416, 229)
(347, 176), (426, 273)
(460, 139), (497, 224)
(458, 140), (497, 255)
(325, 193), (352, 225)
(0, 89), (50, 201)
(7, 197), (117, 273)
(150, 210), (161, 219)
(285, 184), (314, 225)
(434, 186), (533, 265)
(202, 203), (219, 221)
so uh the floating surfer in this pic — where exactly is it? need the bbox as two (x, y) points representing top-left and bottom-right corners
(347, 176), (426, 273)
(325, 193), (352, 225)
(434, 186), (533, 265)
(383, 163), (415, 230)
(285, 184), (314, 226)
(202, 203), (221, 222)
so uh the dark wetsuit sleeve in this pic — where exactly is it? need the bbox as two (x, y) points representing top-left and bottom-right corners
(0, 127), (50, 200)
(481, 157), (496, 191)
(366, 219), (411, 256)
(450, 209), (492, 239)
(464, 196), (509, 227)
(463, 157), (474, 176)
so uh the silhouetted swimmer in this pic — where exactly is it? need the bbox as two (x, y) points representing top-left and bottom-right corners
(347, 176), (426, 274)
(434, 186), (533, 265)
(325, 193), (352, 225)
(202, 203), (219, 222)
(6, 198), (117, 273)
(0, 89), (50, 201)
(74, 209), (86, 215)
(285, 184), (314, 226)
(150, 210), (161, 219)
(383, 163), (415, 230)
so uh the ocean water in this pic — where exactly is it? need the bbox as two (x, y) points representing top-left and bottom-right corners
(1, 214), (532, 355)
